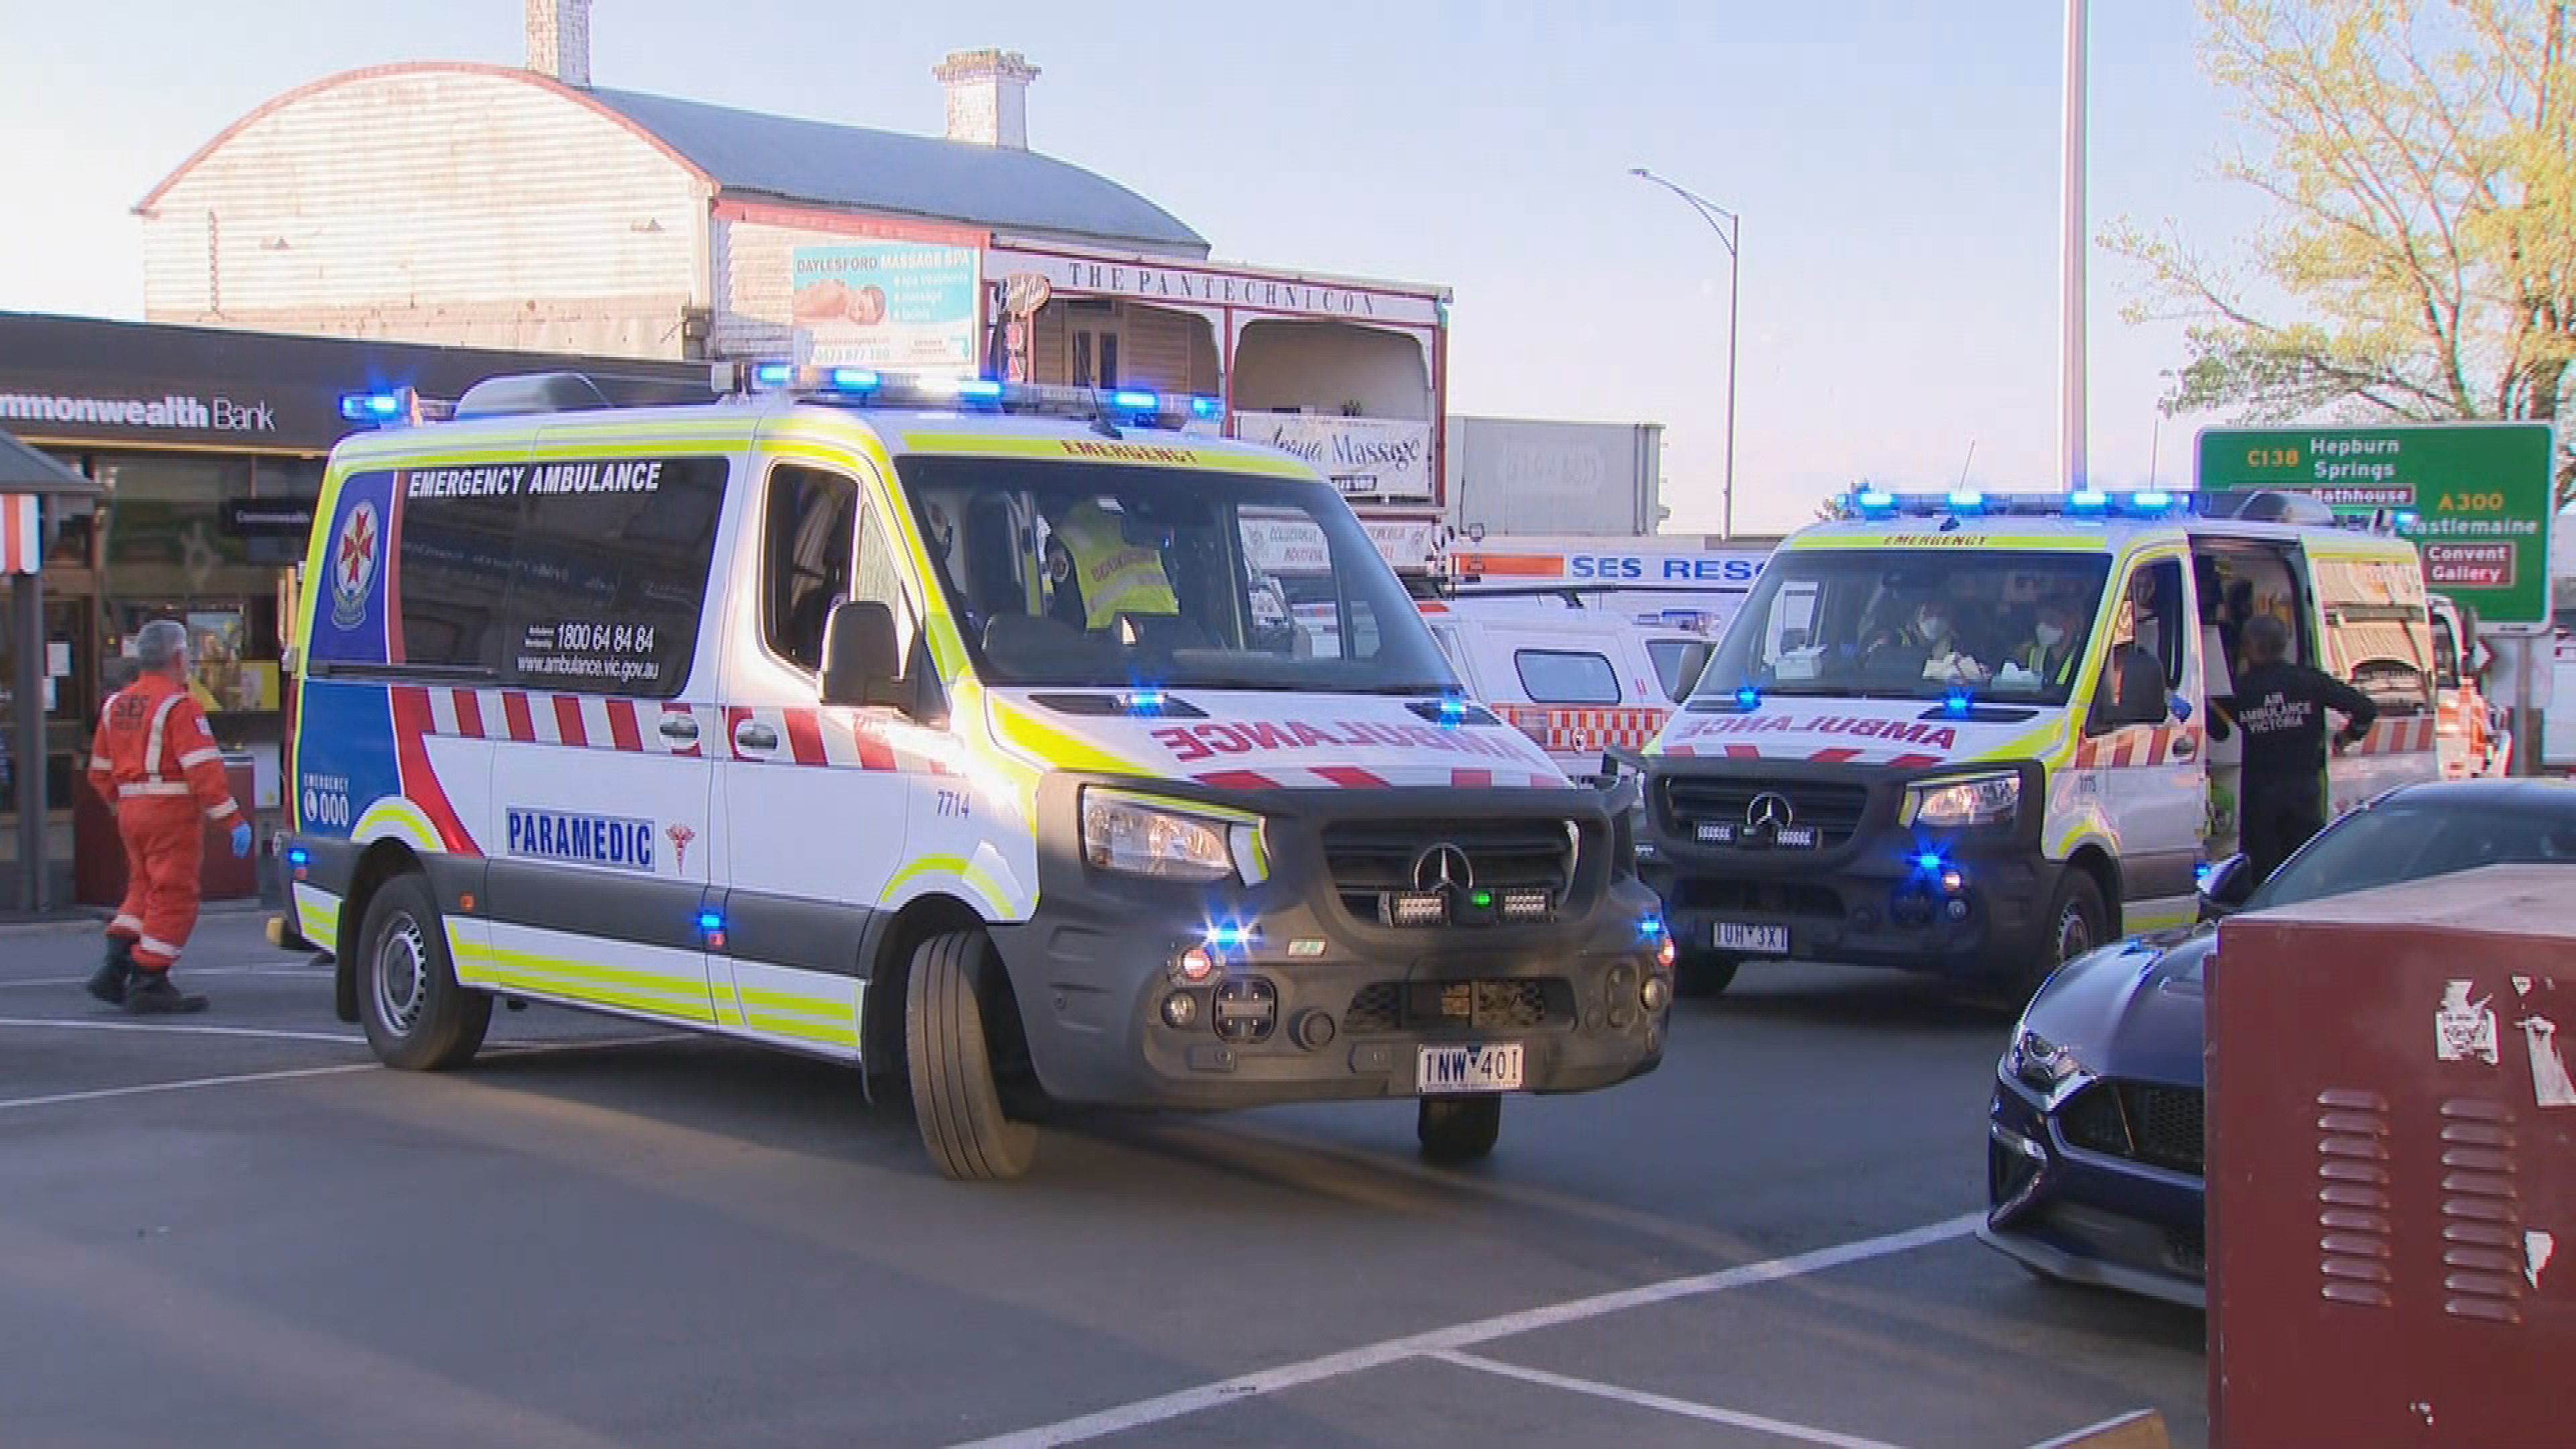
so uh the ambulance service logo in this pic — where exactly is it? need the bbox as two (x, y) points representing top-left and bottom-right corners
(331, 500), (382, 629)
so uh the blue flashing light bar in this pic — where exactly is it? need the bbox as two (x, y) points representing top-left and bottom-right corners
(720, 362), (1223, 431)
(1843, 485), (2196, 521)
(339, 391), (403, 423)
(1122, 688), (1169, 714)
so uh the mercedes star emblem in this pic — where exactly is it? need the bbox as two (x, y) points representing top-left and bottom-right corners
(1411, 843), (1475, 892)
(1745, 792), (1795, 831)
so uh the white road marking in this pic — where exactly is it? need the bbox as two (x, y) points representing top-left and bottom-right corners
(0, 967), (333, 989)
(0, 1062), (380, 1112)
(947, 1213), (1981, 1448)
(0, 1017), (364, 1046)
(0, 1032), (691, 1113)
(1433, 1351), (1906, 1449)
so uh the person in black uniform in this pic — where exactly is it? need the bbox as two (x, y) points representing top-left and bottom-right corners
(2210, 614), (2379, 883)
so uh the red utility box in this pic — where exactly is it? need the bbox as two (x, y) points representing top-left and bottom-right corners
(70, 759), (260, 906)
(2208, 865), (2575, 1445)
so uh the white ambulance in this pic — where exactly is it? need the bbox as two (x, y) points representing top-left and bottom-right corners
(282, 366), (1673, 1179)
(1417, 598), (1707, 785)
(1633, 486), (2439, 999)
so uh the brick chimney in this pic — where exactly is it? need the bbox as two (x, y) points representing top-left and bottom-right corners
(934, 49), (1039, 149)
(526, 0), (592, 89)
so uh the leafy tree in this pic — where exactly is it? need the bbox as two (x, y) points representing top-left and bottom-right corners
(2106, 0), (2576, 506)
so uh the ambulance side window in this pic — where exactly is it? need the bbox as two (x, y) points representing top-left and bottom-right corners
(499, 457), (727, 700)
(851, 504), (918, 672)
(1515, 649), (1621, 705)
(761, 466), (857, 674)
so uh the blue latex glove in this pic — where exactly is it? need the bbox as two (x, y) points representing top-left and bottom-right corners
(229, 822), (254, 859)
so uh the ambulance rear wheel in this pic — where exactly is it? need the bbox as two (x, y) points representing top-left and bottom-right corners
(1418, 1095), (1503, 1163)
(905, 930), (1038, 1182)
(356, 872), (490, 1072)
(1674, 951), (1741, 999)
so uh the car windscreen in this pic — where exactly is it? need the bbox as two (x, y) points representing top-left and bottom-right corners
(1690, 547), (2112, 704)
(2248, 798), (2576, 913)
(894, 455), (1460, 695)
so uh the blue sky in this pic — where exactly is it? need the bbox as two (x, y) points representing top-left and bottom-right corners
(0, 1), (2267, 535)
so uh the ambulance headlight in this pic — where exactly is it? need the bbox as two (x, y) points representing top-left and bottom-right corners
(1081, 789), (1241, 883)
(1901, 771), (2020, 827)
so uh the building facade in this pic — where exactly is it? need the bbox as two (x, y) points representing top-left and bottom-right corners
(138, 5), (1450, 566)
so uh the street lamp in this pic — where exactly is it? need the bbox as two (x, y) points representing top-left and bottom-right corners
(1631, 166), (1740, 540)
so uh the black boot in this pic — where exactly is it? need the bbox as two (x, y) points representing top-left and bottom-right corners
(123, 971), (208, 1015)
(85, 940), (137, 1006)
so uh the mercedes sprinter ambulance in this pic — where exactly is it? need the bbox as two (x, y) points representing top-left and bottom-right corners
(282, 366), (1671, 1179)
(1633, 486), (2438, 1000)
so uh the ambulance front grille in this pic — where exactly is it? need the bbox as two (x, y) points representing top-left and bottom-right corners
(1662, 778), (1871, 849)
(1322, 819), (1580, 924)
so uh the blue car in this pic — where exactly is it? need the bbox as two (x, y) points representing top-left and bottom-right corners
(1980, 780), (2576, 1307)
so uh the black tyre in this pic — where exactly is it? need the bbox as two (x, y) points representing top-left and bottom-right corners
(356, 873), (491, 1071)
(905, 930), (1038, 1181)
(1673, 951), (1741, 999)
(2022, 871), (2109, 1004)
(1417, 1095), (1502, 1163)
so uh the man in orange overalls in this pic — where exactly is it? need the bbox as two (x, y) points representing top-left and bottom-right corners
(84, 621), (251, 1013)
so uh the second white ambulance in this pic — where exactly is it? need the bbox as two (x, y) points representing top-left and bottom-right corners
(1635, 486), (2439, 1000)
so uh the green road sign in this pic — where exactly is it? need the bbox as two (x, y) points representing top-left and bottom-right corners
(2196, 423), (2557, 627)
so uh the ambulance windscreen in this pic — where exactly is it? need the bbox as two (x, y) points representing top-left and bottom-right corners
(1693, 549), (2113, 706)
(896, 458), (1460, 696)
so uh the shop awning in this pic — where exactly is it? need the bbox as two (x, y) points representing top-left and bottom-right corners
(0, 428), (101, 495)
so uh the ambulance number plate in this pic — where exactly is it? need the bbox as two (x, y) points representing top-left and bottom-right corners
(1417, 1042), (1525, 1094)
(1713, 922), (1790, 955)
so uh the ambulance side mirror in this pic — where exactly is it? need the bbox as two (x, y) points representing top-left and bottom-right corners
(819, 600), (906, 710)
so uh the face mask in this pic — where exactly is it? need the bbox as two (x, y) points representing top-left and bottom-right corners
(1917, 614), (1949, 642)
(2036, 623), (2065, 650)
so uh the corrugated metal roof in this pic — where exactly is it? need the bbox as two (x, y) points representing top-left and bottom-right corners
(586, 88), (1209, 256)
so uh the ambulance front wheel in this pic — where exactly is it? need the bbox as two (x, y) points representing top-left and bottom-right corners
(1418, 1095), (1503, 1163)
(356, 872), (491, 1072)
(2025, 871), (2108, 1005)
(1673, 951), (1741, 999)
(905, 930), (1038, 1182)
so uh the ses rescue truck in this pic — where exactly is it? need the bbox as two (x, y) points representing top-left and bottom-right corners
(282, 366), (1672, 1180)
(1632, 486), (2440, 999)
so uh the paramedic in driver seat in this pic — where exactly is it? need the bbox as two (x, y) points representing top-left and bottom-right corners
(85, 620), (252, 1013)
(2014, 596), (2084, 692)
(2210, 613), (2378, 885)
(1044, 498), (1180, 632)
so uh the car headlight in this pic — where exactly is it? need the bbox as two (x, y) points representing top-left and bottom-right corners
(1902, 770), (2020, 827)
(1081, 789), (1247, 883)
(2003, 1025), (2092, 1104)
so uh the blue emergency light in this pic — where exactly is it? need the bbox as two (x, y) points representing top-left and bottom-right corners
(1941, 688), (1974, 716)
(1205, 922), (1255, 952)
(719, 362), (1224, 431)
(339, 390), (407, 423)
(1110, 389), (1161, 413)
(1436, 697), (1470, 727)
(826, 367), (882, 392)
(1734, 685), (1762, 709)
(1843, 485), (2194, 521)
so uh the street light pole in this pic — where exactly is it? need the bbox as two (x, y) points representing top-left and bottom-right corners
(1631, 167), (1739, 539)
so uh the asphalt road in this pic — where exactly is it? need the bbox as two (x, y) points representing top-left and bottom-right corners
(0, 914), (2206, 1448)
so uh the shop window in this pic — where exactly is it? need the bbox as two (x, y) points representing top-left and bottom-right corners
(761, 466), (856, 672)
(1514, 649), (1622, 705)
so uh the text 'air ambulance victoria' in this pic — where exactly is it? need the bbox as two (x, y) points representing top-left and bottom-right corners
(282, 366), (1672, 1179)
(1633, 486), (2438, 1000)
